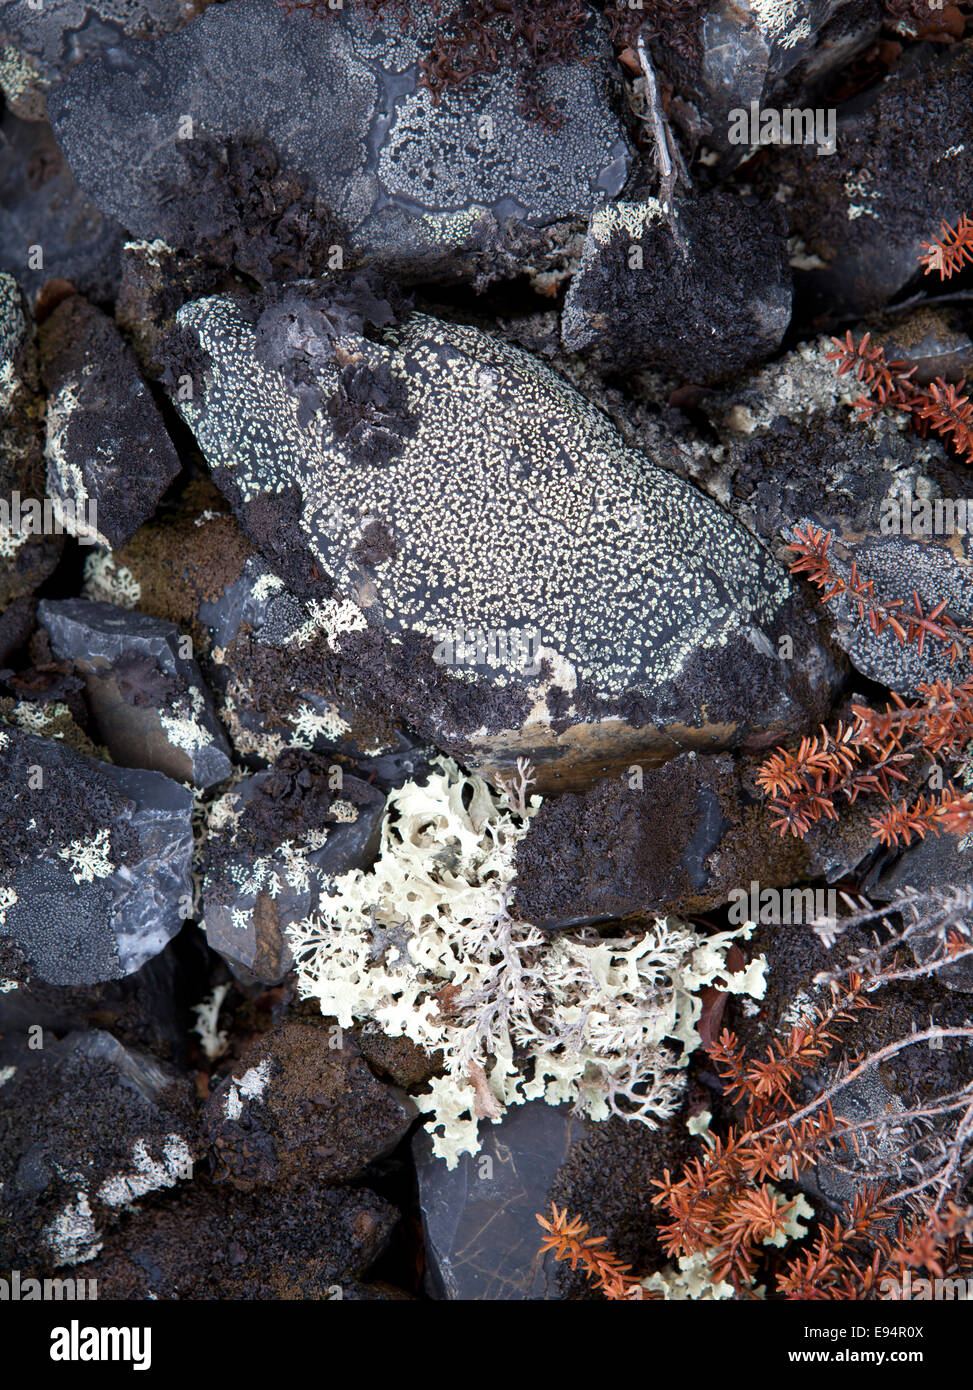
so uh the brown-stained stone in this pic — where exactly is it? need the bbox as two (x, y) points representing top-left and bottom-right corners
(201, 1021), (415, 1191)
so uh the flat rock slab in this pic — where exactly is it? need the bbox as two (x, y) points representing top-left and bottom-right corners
(413, 1100), (584, 1300)
(45, 0), (631, 280)
(175, 295), (839, 789)
(39, 597), (233, 788)
(0, 722), (194, 986)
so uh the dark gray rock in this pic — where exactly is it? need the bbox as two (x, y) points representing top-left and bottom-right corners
(414, 1098), (687, 1300)
(80, 484), (421, 775)
(199, 554), (414, 771)
(0, 722), (194, 986)
(0, 1028), (195, 1269)
(561, 193), (791, 383)
(201, 756), (385, 983)
(414, 1100), (585, 1299)
(39, 597), (233, 789)
(0, 110), (124, 306)
(45, 0), (632, 282)
(38, 294), (181, 549)
(0, 938), (197, 1065)
(690, 0), (882, 163)
(201, 1022), (415, 1189)
(173, 294), (840, 791)
(513, 752), (877, 929)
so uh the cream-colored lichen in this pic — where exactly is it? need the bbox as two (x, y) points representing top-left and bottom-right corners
(82, 551), (142, 608)
(288, 758), (766, 1167)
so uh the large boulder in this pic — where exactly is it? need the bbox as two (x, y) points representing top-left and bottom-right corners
(173, 293), (840, 790)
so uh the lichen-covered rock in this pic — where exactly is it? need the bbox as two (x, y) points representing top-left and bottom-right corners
(38, 597), (233, 789)
(753, 39), (973, 322)
(0, 723), (193, 986)
(45, 0), (631, 283)
(81, 483), (417, 773)
(174, 294), (839, 789)
(0, 272), (63, 604)
(81, 1177), (397, 1298)
(0, 0), (204, 118)
(561, 194), (791, 383)
(37, 294), (181, 548)
(0, 110), (124, 305)
(201, 1022), (414, 1189)
(201, 755), (385, 983)
(0, 1029), (195, 1270)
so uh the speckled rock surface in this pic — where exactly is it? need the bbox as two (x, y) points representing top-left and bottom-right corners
(45, 0), (631, 282)
(201, 757), (385, 984)
(81, 1177), (398, 1297)
(39, 597), (233, 788)
(0, 722), (194, 986)
(561, 194), (792, 383)
(753, 39), (973, 323)
(0, 272), (63, 604)
(37, 294), (181, 549)
(201, 1022), (415, 1189)
(0, 0), (203, 118)
(172, 296), (840, 789)
(0, 1029), (195, 1270)
(0, 110), (124, 306)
